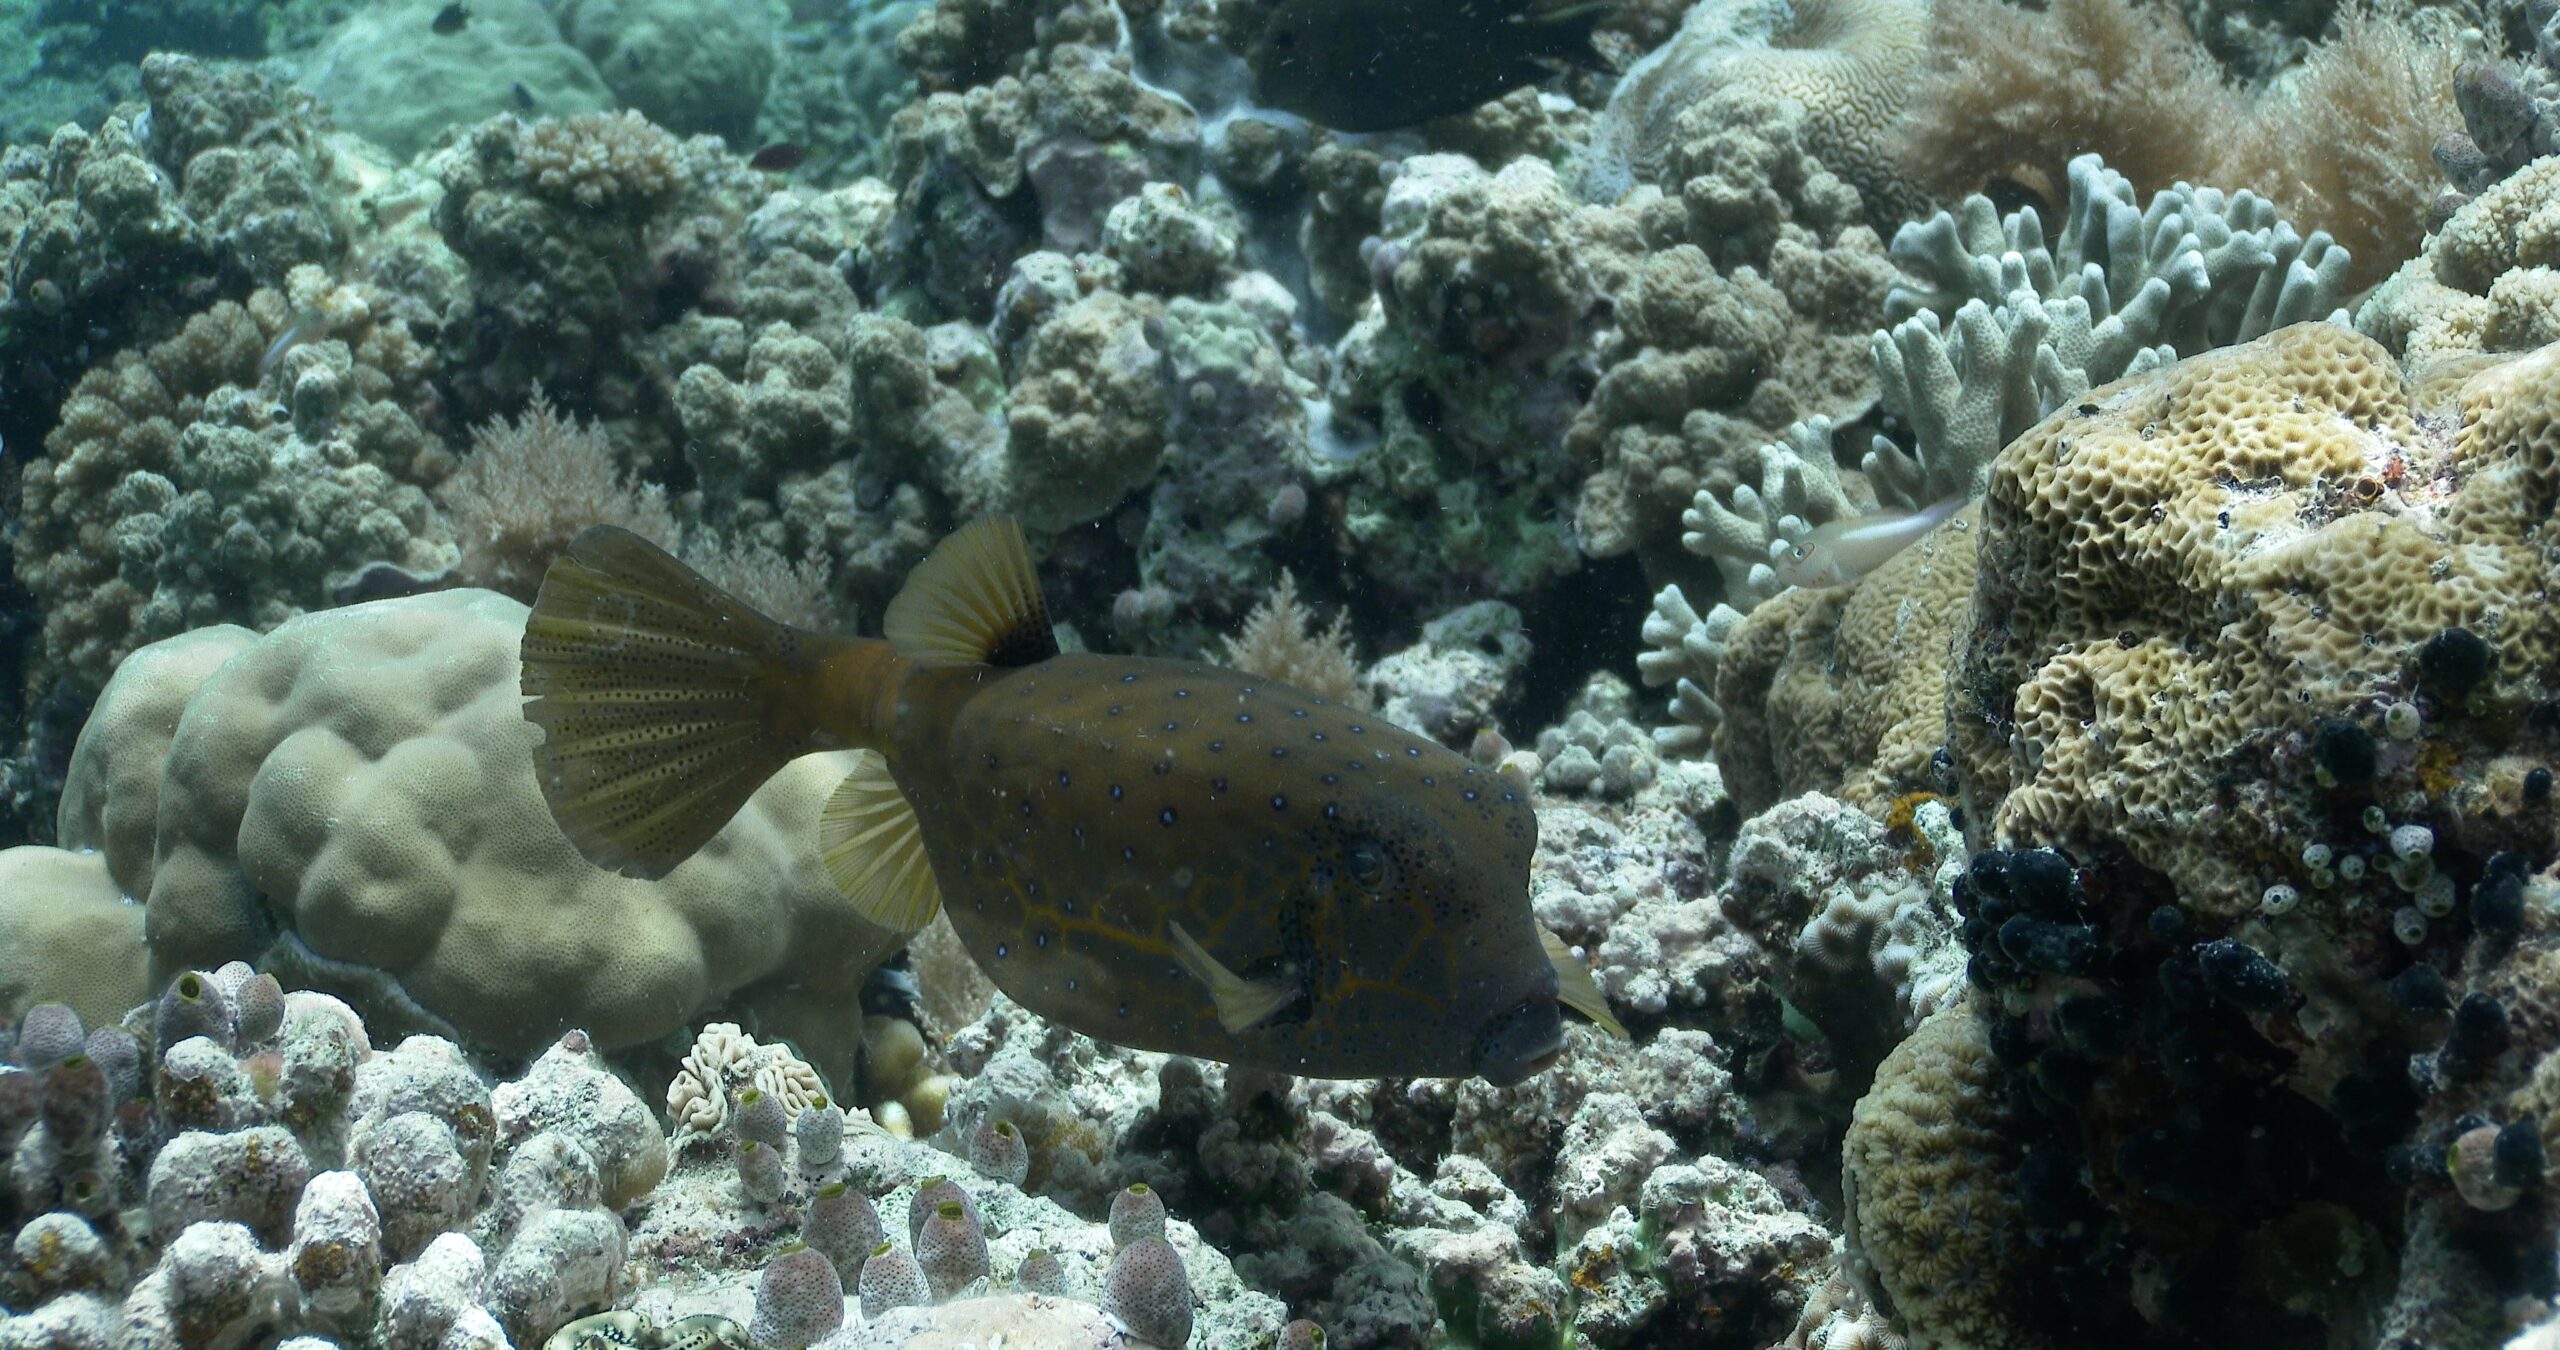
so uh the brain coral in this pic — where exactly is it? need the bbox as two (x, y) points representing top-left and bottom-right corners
(1844, 326), (2560, 1346)
(1956, 321), (2560, 916)
(51, 589), (904, 1082)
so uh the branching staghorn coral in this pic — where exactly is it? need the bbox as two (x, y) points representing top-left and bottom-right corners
(1864, 153), (2352, 508)
(1674, 416), (1869, 610)
(1647, 157), (2349, 754)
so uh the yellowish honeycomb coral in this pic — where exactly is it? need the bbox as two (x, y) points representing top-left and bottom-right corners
(1956, 322), (2560, 917)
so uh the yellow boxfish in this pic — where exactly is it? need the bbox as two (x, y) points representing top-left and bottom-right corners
(519, 519), (1623, 1085)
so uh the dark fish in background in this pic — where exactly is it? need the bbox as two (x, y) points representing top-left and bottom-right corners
(1251, 0), (1611, 132)
(432, 2), (470, 34)
(511, 81), (536, 111)
(748, 142), (809, 173)
(520, 519), (1626, 1085)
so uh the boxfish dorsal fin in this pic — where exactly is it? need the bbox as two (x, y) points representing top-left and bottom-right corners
(819, 750), (943, 933)
(1543, 927), (1628, 1039)
(884, 517), (1059, 668)
(1168, 922), (1303, 1035)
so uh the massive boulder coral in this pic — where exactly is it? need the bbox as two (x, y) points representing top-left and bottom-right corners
(1955, 321), (2560, 913)
(33, 590), (904, 1079)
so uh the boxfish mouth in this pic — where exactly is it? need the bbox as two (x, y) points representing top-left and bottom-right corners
(1471, 996), (1564, 1087)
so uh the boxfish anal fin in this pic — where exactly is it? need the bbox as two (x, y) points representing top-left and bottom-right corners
(820, 750), (944, 934)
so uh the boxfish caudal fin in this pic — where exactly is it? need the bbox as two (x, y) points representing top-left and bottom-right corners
(520, 525), (843, 879)
(519, 517), (1051, 897)
(1543, 928), (1628, 1039)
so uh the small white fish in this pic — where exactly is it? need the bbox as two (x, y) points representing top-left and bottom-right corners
(258, 314), (314, 380)
(1776, 496), (1967, 589)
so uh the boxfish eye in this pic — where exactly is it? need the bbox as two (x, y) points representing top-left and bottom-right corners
(1346, 838), (1392, 892)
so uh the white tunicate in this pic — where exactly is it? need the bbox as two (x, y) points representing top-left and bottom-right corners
(2260, 883), (2301, 917)
(2362, 804), (2391, 835)
(2392, 855), (2434, 892)
(2338, 854), (2368, 882)
(2392, 907), (2429, 946)
(2388, 824), (2435, 861)
(2300, 842), (2334, 871)
(2417, 872), (2458, 918)
(2383, 701), (2423, 739)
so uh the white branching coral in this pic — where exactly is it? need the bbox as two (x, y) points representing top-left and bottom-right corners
(1676, 416), (1870, 611)
(1635, 585), (1746, 752)
(665, 1022), (829, 1143)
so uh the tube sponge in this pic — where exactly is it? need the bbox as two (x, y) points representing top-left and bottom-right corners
(738, 1140), (787, 1205)
(794, 1100), (844, 1174)
(1108, 1182), (1167, 1248)
(966, 1118), (1029, 1185)
(13, 1004), (84, 1069)
(857, 1241), (930, 1318)
(803, 1182), (881, 1280)
(732, 1089), (789, 1150)
(914, 1199), (989, 1301)
(1102, 1236), (1195, 1348)
(749, 1245), (844, 1349)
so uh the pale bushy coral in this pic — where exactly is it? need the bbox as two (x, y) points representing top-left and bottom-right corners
(1216, 573), (1364, 708)
(1901, 0), (2451, 290)
(437, 395), (681, 601)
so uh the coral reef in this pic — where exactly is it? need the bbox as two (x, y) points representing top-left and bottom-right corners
(2362, 153), (2560, 369)
(0, 54), (350, 460)
(1822, 325), (2560, 1346)
(299, 0), (617, 161)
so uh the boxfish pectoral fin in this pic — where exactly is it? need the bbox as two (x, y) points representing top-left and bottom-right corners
(820, 750), (944, 934)
(1542, 927), (1628, 1039)
(1168, 922), (1304, 1035)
